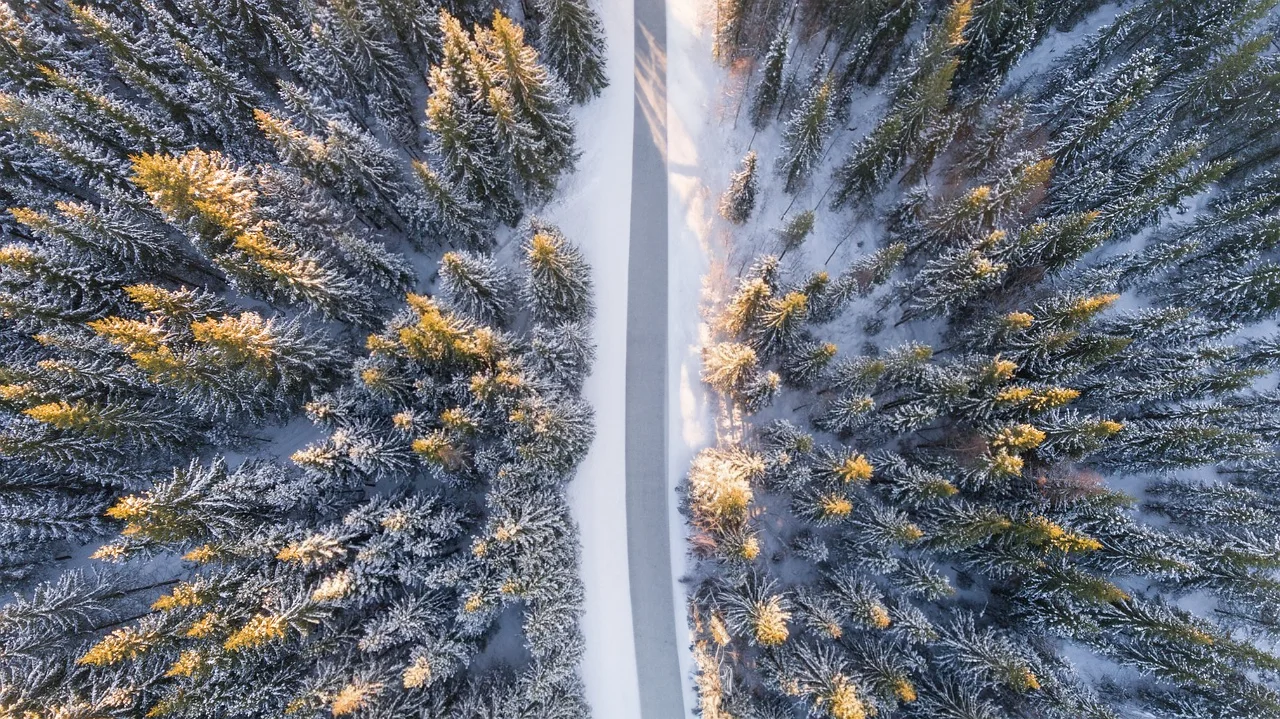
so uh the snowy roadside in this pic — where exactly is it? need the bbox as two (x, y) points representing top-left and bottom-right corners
(666, 0), (719, 715)
(542, 0), (643, 715)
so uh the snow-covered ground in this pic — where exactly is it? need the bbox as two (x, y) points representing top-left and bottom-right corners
(666, 0), (721, 715)
(543, 0), (642, 716)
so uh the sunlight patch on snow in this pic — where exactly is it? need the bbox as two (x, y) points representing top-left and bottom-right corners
(666, 0), (725, 715)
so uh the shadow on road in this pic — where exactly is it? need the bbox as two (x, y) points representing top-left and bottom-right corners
(625, 0), (686, 717)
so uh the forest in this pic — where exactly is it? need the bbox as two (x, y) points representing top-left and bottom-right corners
(690, 0), (1280, 717)
(6, 0), (1280, 716)
(0, 0), (607, 717)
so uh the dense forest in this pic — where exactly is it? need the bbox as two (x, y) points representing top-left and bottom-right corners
(0, 0), (607, 717)
(691, 0), (1280, 718)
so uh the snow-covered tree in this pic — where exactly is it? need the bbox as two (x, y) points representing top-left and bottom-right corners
(523, 219), (594, 324)
(778, 71), (834, 194)
(532, 0), (609, 103)
(720, 150), (759, 224)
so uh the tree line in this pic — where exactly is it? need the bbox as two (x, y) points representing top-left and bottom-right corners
(692, 0), (1280, 717)
(0, 0), (608, 716)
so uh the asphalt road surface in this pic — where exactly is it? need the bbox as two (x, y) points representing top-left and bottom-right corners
(625, 0), (685, 713)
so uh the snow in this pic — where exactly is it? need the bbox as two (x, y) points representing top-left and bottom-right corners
(665, 0), (730, 715)
(542, 0), (642, 715)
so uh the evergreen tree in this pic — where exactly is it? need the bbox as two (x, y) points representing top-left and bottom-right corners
(752, 290), (808, 357)
(523, 219), (594, 324)
(0, 6), (607, 714)
(409, 159), (492, 249)
(781, 340), (837, 387)
(682, 4), (1280, 717)
(778, 210), (815, 255)
(480, 11), (578, 196)
(720, 150), (759, 224)
(427, 11), (521, 224)
(831, 0), (973, 207)
(130, 149), (381, 323)
(778, 72), (834, 194)
(958, 0), (1040, 87)
(532, 0), (609, 103)
(703, 341), (761, 396)
(750, 20), (789, 131)
(439, 250), (515, 325)
(1041, 49), (1160, 168)
(532, 320), (596, 392)
(714, 0), (756, 60)
(254, 108), (406, 220)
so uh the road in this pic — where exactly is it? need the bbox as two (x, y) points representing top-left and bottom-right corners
(625, 0), (686, 713)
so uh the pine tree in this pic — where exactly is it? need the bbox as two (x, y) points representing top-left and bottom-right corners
(718, 256), (778, 337)
(1007, 211), (1107, 273)
(426, 69), (518, 223)
(174, 39), (269, 149)
(11, 197), (182, 273)
(65, 4), (192, 125)
(0, 5), (75, 91)
(740, 370), (781, 413)
(778, 72), (834, 194)
(720, 151), (758, 224)
(408, 160), (492, 249)
(532, 0), (609, 103)
(307, 0), (416, 140)
(479, 11), (578, 198)
(36, 65), (184, 153)
(523, 220), (594, 324)
(439, 250), (515, 325)
(902, 234), (1009, 321)
(24, 397), (195, 448)
(91, 287), (342, 421)
(369, 0), (441, 66)
(750, 20), (789, 131)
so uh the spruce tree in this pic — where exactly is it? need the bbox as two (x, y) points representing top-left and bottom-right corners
(778, 72), (834, 194)
(480, 11), (578, 197)
(720, 150), (759, 224)
(522, 219), (594, 324)
(831, 0), (972, 208)
(0, 7), (604, 713)
(408, 159), (492, 249)
(779, 210), (815, 255)
(438, 250), (515, 325)
(750, 20), (789, 131)
(427, 11), (521, 224)
(532, 0), (609, 103)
